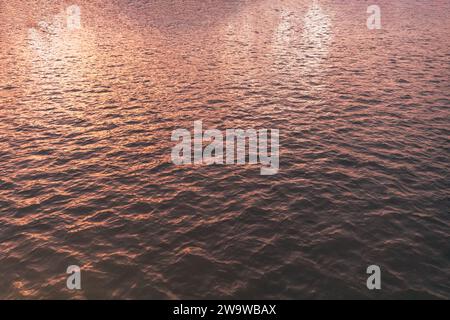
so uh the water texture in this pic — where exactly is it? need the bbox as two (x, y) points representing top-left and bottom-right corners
(0, 0), (449, 299)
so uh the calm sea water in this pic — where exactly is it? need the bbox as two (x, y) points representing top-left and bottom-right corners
(0, 0), (449, 299)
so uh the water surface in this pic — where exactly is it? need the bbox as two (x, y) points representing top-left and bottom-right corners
(0, 0), (449, 299)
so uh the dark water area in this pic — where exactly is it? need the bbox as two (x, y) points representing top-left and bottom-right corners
(0, 0), (449, 299)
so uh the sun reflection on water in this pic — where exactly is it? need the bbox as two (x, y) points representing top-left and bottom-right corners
(301, 1), (332, 72)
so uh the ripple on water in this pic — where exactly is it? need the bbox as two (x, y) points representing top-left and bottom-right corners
(0, 0), (449, 299)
